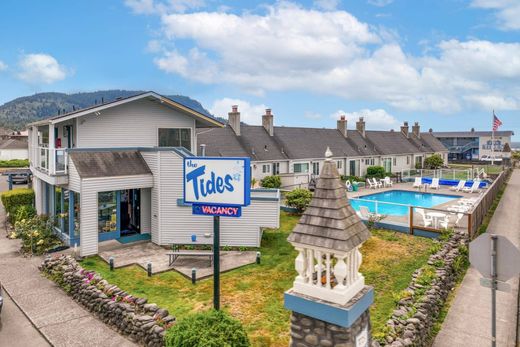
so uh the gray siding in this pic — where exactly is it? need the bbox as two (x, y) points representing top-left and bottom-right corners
(79, 174), (154, 257)
(140, 188), (151, 234)
(77, 99), (196, 149)
(68, 160), (81, 192)
(141, 151), (160, 244)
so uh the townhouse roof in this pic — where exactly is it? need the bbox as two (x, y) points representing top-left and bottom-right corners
(69, 150), (152, 178)
(28, 91), (223, 128)
(197, 124), (447, 161)
(0, 138), (28, 150)
(433, 130), (514, 137)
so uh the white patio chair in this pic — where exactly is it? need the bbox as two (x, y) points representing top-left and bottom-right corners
(462, 181), (481, 194)
(384, 176), (393, 187)
(450, 180), (465, 191)
(367, 178), (377, 189)
(439, 214), (450, 229)
(430, 178), (440, 190)
(415, 208), (433, 227)
(359, 206), (380, 219)
(412, 177), (422, 189)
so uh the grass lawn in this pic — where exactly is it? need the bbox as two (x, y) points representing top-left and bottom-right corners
(449, 163), (503, 175)
(81, 212), (434, 346)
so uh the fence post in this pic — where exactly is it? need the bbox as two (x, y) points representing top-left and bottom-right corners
(409, 206), (414, 235)
(468, 213), (473, 238)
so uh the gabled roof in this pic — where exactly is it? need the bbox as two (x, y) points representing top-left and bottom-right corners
(69, 150), (152, 178)
(287, 154), (370, 252)
(433, 130), (514, 137)
(0, 138), (28, 150)
(197, 124), (447, 161)
(28, 91), (223, 128)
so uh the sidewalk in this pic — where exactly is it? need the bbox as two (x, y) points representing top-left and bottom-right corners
(433, 169), (520, 347)
(0, 199), (137, 346)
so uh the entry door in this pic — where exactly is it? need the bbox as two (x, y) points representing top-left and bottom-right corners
(349, 160), (359, 177)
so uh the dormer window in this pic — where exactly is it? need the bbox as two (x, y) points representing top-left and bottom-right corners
(158, 128), (191, 150)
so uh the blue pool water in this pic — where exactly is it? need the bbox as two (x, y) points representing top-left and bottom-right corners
(350, 190), (461, 216)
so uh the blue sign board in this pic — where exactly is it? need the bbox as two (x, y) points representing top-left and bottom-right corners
(184, 157), (251, 208)
(192, 204), (242, 218)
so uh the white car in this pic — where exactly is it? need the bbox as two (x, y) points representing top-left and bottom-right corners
(480, 155), (502, 162)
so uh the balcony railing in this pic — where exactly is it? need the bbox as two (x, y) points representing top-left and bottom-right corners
(33, 147), (68, 175)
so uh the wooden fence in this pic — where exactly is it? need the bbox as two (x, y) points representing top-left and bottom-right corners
(467, 169), (510, 239)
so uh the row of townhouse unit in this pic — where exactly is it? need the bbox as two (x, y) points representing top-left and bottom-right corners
(197, 106), (449, 189)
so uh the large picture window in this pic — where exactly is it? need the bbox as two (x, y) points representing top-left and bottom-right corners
(294, 163), (309, 173)
(158, 128), (191, 150)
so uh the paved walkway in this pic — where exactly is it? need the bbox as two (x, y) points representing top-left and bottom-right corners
(0, 181), (136, 347)
(433, 169), (520, 347)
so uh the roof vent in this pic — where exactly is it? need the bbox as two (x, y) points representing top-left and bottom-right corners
(264, 145), (268, 151)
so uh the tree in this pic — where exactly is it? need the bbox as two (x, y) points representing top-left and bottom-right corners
(423, 154), (444, 169)
(286, 188), (313, 213)
(260, 175), (281, 188)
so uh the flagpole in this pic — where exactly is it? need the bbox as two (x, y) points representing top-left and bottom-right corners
(491, 110), (495, 166)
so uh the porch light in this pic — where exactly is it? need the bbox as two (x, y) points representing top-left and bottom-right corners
(109, 256), (114, 271)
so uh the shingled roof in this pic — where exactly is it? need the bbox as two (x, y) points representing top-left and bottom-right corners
(287, 149), (370, 253)
(69, 150), (152, 178)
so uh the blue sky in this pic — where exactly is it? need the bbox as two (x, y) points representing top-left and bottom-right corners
(0, 0), (519, 138)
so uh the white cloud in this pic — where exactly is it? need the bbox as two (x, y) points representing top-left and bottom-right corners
(18, 53), (69, 84)
(313, 0), (340, 11)
(209, 98), (268, 125)
(331, 108), (400, 130)
(0, 60), (7, 71)
(132, 1), (520, 113)
(304, 111), (323, 120)
(471, 0), (520, 30)
(125, 0), (205, 14)
(367, 0), (393, 7)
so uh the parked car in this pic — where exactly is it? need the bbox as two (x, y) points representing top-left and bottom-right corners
(481, 155), (502, 162)
(0, 281), (3, 314)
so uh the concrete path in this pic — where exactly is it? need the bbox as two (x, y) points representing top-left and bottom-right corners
(0, 180), (137, 347)
(433, 169), (520, 347)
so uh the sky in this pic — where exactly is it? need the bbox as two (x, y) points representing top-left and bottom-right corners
(0, 0), (519, 138)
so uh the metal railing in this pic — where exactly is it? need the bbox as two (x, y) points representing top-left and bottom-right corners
(34, 146), (68, 175)
(401, 168), (472, 181)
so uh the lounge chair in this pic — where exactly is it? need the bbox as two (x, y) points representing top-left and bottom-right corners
(415, 208), (433, 227)
(412, 177), (422, 189)
(368, 178), (382, 189)
(454, 213), (464, 227)
(447, 205), (470, 213)
(462, 181), (481, 194)
(384, 176), (393, 187)
(359, 206), (379, 219)
(430, 178), (440, 190)
(450, 180), (466, 191)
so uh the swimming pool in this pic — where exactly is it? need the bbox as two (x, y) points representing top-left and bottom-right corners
(350, 190), (461, 216)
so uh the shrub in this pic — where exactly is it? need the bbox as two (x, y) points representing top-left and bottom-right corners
(14, 215), (62, 255)
(260, 175), (281, 188)
(424, 154), (444, 169)
(341, 175), (364, 182)
(415, 162), (422, 170)
(165, 310), (250, 347)
(285, 188), (313, 212)
(0, 159), (29, 168)
(1, 188), (34, 221)
(14, 205), (36, 223)
(366, 166), (386, 179)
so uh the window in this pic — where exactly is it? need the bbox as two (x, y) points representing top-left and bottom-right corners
(336, 160), (343, 169)
(98, 191), (117, 234)
(312, 162), (320, 175)
(262, 164), (271, 174)
(383, 158), (392, 173)
(158, 128), (191, 150)
(365, 158), (375, 166)
(272, 162), (280, 175)
(393, 157), (397, 166)
(407, 156), (410, 165)
(294, 163), (309, 173)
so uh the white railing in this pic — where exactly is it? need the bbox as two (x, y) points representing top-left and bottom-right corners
(34, 147), (68, 175)
(401, 168), (472, 181)
(292, 245), (364, 305)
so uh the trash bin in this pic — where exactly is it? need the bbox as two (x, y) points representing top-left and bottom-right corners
(352, 183), (359, 192)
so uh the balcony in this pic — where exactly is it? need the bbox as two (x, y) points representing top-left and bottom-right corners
(33, 147), (68, 175)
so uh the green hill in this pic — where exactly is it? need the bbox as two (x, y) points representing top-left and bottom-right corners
(0, 90), (219, 129)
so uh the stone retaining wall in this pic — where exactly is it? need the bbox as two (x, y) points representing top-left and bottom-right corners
(40, 255), (173, 347)
(373, 229), (469, 347)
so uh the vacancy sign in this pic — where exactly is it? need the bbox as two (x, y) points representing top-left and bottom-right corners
(184, 157), (251, 217)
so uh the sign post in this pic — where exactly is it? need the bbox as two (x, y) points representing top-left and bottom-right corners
(469, 233), (520, 347)
(184, 157), (251, 310)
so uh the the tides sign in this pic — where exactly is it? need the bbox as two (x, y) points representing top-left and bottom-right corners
(184, 157), (251, 217)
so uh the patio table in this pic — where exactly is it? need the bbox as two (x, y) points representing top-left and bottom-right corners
(427, 211), (447, 229)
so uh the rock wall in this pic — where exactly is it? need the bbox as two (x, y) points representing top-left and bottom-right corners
(40, 255), (173, 347)
(290, 310), (371, 347)
(373, 230), (469, 347)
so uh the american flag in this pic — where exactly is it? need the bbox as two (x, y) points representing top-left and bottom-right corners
(492, 112), (503, 131)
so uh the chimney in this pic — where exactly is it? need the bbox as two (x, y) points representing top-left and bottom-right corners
(401, 121), (409, 138)
(262, 108), (274, 136)
(429, 128), (433, 133)
(337, 115), (348, 138)
(412, 122), (421, 138)
(356, 117), (366, 138)
(471, 127), (475, 133)
(228, 105), (241, 136)
(200, 144), (206, 156)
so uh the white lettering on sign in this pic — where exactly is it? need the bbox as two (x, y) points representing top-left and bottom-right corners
(356, 327), (368, 347)
(184, 157), (251, 206)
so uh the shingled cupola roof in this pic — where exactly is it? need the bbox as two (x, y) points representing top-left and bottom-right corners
(287, 147), (370, 253)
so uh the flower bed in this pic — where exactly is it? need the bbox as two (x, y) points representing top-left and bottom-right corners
(40, 255), (174, 347)
(372, 229), (469, 347)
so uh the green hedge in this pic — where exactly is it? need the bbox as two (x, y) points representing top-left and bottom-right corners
(1, 188), (35, 220)
(366, 166), (386, 178)
(165, 310), (250, 347)
(285, 188), (313, 213)
(0, 159), (29, 168)
(260, 175), (282, 188)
